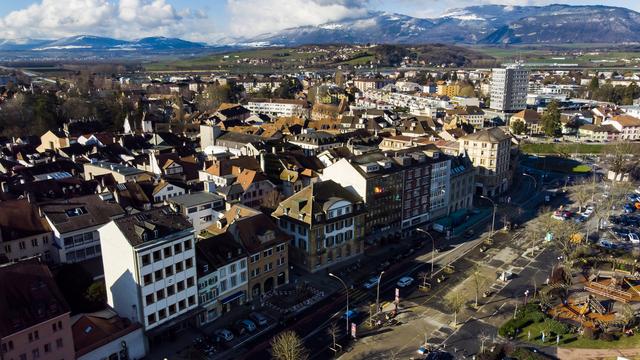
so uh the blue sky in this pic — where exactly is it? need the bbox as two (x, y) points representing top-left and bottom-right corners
(0, 0), (639, 43)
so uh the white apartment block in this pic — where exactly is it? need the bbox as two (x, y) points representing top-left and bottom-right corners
(166, 192), (225, 234)
(246, 99), (308, 117)
(99, 207), (199, 338)
(490, 66), (529, 112)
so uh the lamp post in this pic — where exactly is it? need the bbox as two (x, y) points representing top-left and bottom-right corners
(522, 172), (537, 190)
(329, 272), (350, 334)
(375, 271), (384, 315)
(480, 195), (497, 239)
(416, 228), (435, 279)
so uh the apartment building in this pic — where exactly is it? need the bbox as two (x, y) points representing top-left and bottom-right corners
(0, 259), (76, 360)
(84, 161), (147, 184)
(246, 99), (310, 118)
(0, 199), (54, 263)
(99, 207), (199, 343)
(272, 180), (366, 273)
(166, 192), (225, 235)
(490, 66), (529, 112)
(448, 155), (475, 213)
(40, 194), (125, 264)
(604, 114), (640, 140)
(320, 152), (404, 243)
(195, 233), (248, 325)
(72, 309), (146, 360)
(459, 128), (513, 196)
(287, 131), (343, 156)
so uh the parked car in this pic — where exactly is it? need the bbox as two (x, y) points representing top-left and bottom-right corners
(214, 329), (234, 342)
(363, 276), (379, 289)
(238, 319), (257, 333)
(629, 232), (640, 244)
(598, 239), (616, 250)
(249, 312), (269, 327)
(624, 204), (635, 214)
(341, 309), (359, 320)
(397, 276), (414, 288)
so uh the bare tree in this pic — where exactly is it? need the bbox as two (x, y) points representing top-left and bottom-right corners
(606, 142), (633, 180)
(270, 331), (309, 360)
(620, 304), (636, 333)
(572, 184), (592, 213)
(478, 331), (492, 354)
(417, 271), (430, 288)
(327, 322), (340, 354)
(471, 264), (486, 308)
(446, 291), (465, 326)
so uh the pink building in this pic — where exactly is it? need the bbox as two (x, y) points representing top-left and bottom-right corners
(0, 259), (75, 360)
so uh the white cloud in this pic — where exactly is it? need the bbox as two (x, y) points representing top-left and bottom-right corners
(227, 0), (370, 37)
(0, 0), (221, 42)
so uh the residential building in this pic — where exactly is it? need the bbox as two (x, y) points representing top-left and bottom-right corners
(604, 114), (640, 140)
(287, 131), (343, 156)
(145, 180), (185, 203)
(509, 109), (543, 135)
(353, 78), (387, 92)
(72, 309), (146, 360)
(0, 199), (54, 263)
(36, 129), (71, 153)
(459, 128), (512, 196)
(218, 210), (290, 299)
(490, 66), (529, 112)
(246, 99), (310, 118)
(447, 155), (475, 213)
(166, 192), (225, 235)
(0, 259), (76, 360)
(437, 82), (461, 97)
(320, 152), (404, 243)
(40, 194), (125, 264)
(272, 180), (366, 273)
(98, 207), (199, 342)
(84, 161), (147, 184)
(195, 233), (248, 325)
(578, 124), (619, 142)
(447, 106), (485, 129)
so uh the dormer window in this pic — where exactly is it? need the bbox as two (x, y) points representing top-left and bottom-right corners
(142, 233), (148, 241)
(153, 230), (159, 238)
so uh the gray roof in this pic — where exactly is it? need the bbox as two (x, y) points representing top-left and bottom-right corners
(113, 207), (193, 247)
(166, 192), (224, 208)
(40, 194), (125, 234)
(461, 127), (511, 143)
(86, 161), (145, 176)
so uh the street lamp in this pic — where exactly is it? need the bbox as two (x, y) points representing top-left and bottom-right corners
(375, 271), (384, 315)
(416, 228), (435, 279)
(329, 272), (350, 334)
(522, 173), (537, 190)
(480, 195), (497, 239)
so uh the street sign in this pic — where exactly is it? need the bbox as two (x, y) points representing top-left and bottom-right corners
(351, 323), (357, 338)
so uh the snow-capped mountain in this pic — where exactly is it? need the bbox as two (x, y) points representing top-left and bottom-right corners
(0, 35), (206, 52)
(247, 4), (640, 45)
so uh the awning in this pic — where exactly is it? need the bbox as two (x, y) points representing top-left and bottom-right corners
(220, 291), (244, 304)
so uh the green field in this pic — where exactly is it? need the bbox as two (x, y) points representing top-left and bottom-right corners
(519, 142), (640, 155)
(514, 320), (640, 349)
(473, 45), (640, 66)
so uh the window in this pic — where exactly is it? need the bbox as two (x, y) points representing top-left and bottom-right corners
(240, 259), (247, 269)
(187, 207), (197, 214)
(144, 274), (153, 286)
(184, 240), (192, 250)
(185, 258), (193, 269)
(165, 265), (173, 277)
(188, 295), (196, 306)
(156, 289), (165, 300)
(178, 299), (186, 310)
(43, 343), (51, 353)
(164, 247), (172, 258)
(56, 338), (63, 349)
(31, 238), (39, 247)
(154, 270), (163, 281)
(145, 294), (154, 305)
(219, 267), (226, 277)
(167, 284), (175, 296)
(147, 314), (156, 325)
(153, 250), (162, 262)
(32, 349), (39, 359)
(276, 244), (285, 252)
(4, 244), (10, 253)
(230, 263), (236, 273)
(174, 243), (182, 254)
(263, 248), (273, 257)
(250, 254), (260, 263)
(177, 280), (185, 291)
(277, 257), (286, 266)
(175, 261), (183, 272)
(187, 277), (195, 287)
(19, 241), (26, 250)
(264, 262), (273, 272)
(141, 254), (151, 266)
(158, 309), (167, 320)
(240, 271), (247, 282)
(169, 304), (177, 315)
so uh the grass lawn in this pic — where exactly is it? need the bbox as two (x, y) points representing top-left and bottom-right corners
(520, 143), (606, 154)
(515, 321), (640, 349)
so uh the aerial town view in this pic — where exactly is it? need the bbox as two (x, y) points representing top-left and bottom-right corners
(2, 1), (640, 360)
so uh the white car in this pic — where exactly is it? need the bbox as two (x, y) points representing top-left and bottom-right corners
(363, 277), (379, 289)
(214, 329), (234, 342)
(396, 276), (414, 288)
(583, 206), (594, 217)
(629, 233), (640, 244)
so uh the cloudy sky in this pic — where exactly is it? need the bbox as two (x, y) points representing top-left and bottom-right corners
(0, 0), (638, 43)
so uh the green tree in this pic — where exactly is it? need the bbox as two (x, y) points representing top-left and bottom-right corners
(541, 101), (561, 137)
(510, 120), (528, 135)
(459, 85), (475, 97)
(84, 281), (106, 306)
(588, 76), (599, 97)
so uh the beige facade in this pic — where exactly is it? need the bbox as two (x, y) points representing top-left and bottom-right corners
(2, 313), (75, 360)
(459, 128), (512, 196)
(36, 130), (70, 153)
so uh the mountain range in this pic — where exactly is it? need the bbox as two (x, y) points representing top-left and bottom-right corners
(0, 35), (206, 52)
(246, 4), (640, 46)
(1, 4), (640, 55)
